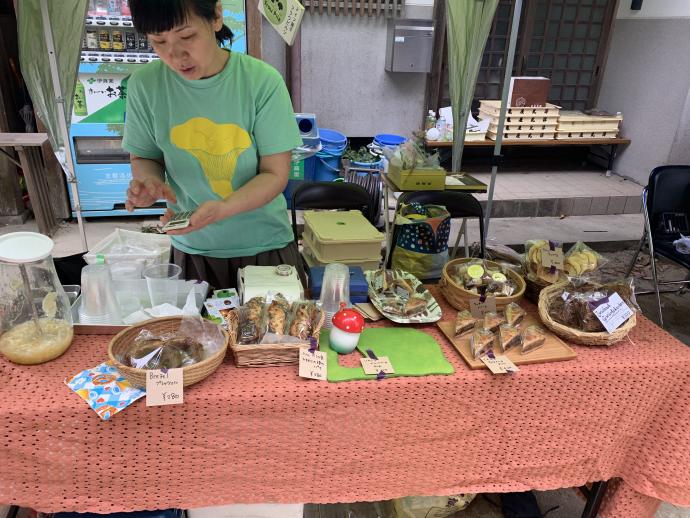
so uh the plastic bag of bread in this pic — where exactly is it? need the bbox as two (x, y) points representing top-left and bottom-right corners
(237, 296), (267, 344)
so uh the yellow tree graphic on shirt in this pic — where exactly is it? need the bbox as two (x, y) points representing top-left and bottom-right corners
(171, 117), (251, 198)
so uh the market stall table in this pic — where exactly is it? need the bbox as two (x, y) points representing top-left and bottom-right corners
(1, 288), (689, 517)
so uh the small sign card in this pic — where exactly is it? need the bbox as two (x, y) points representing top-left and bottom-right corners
(360, 357), (395, 375)
(480, 354), (519, 374)
(299, 348), (328, 381)
(591, 292), (634, 334)
(259, 0), (305, 46)
(469, 296), (497, 318)
(146, 368), (184, 406)
(542, 248), (565, 269)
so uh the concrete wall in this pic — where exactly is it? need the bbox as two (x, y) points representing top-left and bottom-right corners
(262, 3), (433, 138)
(596, 10), (690, 184)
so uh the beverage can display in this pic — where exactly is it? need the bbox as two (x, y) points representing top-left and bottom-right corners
(138, 35), (149, 51)
(99, 30), (112, 50)
(125, 30), (136, 51)
(107, 0), (120, 15)
(86, 30), (98, 50)
(112, 30), (124, 51)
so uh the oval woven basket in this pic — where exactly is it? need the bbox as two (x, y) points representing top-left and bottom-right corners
(108, 316), (229, 388)
(538, 282), (636, 346)
(439, 258), (526, 311)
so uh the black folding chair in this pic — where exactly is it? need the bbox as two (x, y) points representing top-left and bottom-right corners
(386, 190), (486, 269)
(625, 165), (690, 327)
(290, 181), (374, 244)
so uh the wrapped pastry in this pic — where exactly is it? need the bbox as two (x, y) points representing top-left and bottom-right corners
(289, 302), (317, 340)
(471, 327), (495, 359)
(404, 296), (427, 316)
(454, 310), (477, 336)
(124, 340), (183, 370)
(165, 336), (205, 365)
(237, 307), (262, 344)
(267, 294), (290, 335)
(521, 326), (546, 354)
(504, 302), (526, 326)
(483, 311), (505, 332)
(498, 324), (522, 352)
(245, 296), (265, 321)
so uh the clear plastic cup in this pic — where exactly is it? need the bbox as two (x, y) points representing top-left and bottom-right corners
(319, 263), (350, 329)
(79, 264), (121, 323)
(144, 263), (182, 307)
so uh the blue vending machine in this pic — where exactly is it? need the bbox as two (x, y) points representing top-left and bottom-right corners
(70, 0), (248, 217)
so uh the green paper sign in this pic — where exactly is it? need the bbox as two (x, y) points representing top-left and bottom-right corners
(262, 0), (287, 24)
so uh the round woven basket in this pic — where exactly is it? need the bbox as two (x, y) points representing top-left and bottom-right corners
(439, 258), (526, 311)
(538, 282), (636, 346)
(108, 316), (229, 388)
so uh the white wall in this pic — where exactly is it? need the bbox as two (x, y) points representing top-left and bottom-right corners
(617, 0), (690, 19)
(262, 7), (433, 138)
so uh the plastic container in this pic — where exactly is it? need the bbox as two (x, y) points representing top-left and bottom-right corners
(314, 128), (347, 182)
(373, 133), (407, 148)
(302, 238), (381, 272)
(79, 264), (122, 324)
(319, 264), (350, 330)
(303, 210), (384, 261)
(83, 229), (171, 266)
(144, 263), (182, 307)
(0, 232), (74, 365)
(310, 265), (368, 303)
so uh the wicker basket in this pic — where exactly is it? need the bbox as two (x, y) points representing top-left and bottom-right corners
(108, 316), (229, 388)
(226, 309), (326, 368)
(439, 258), (526, 311)
(538, 282), (636, 346)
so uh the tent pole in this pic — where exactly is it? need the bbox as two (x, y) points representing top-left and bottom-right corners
(39, 0), (88, 252)
(483, 0), (523, 239)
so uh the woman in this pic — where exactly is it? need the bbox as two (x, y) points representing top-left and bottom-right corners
(123, 0), (304, 289)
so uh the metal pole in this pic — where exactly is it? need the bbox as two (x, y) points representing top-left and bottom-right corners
(483, 0), (523, 239)
(40, 0), (88, 251)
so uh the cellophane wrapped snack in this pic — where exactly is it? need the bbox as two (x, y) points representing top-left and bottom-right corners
(498, 324), (522, 352)
(523, 239), (567, 284)
(120, 316), (225, 369)
(564, 241), (607, 278)
(237, 296), (267, 344)
(521, 325), (546, 354)
(471, 326), (495, 359)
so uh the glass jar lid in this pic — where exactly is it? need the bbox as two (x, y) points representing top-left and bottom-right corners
(0, 232), (55, 263)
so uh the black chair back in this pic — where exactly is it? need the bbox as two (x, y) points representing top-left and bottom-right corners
(290, 182), (373, 242)
(647, 165), (690, 234)
(394, 190), (486, 259)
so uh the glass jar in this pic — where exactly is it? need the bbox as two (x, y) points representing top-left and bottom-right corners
(0, 233), (74, 365)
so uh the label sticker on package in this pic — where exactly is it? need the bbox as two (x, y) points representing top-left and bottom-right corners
(360, 357), (395, 375)
(469, 296), (497, 318)
(591, 292), (634, 334)
(480, 354), (519, 374)
(146, 368), (184, 406)
(299, 349), (327, 380)
(204, 297), (238, 318)
(542, 248), (564, 269)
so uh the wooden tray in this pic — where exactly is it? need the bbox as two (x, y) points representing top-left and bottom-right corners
(437, 313), (576, 369)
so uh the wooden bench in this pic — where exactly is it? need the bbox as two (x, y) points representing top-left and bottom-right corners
(426, 137), (632, 175)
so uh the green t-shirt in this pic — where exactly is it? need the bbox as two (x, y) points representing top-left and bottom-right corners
(122, 52), (302, 258)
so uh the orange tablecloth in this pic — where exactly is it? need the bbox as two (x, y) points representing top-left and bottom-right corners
(1, 288), (689, 516)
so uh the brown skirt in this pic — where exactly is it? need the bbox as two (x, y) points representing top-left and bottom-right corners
(173, 242), (307, 291)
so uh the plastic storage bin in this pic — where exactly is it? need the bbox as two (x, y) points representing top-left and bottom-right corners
(83, 229), (171, 266)
(302, 238), (381, 272)
(303, 210), (383, 262)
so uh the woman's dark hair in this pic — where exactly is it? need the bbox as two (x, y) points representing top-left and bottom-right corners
(129, 0), (233, 45)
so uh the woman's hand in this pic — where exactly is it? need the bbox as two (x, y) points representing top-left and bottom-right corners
(160, 200), (232, 235)
(126, 177), (177, 211)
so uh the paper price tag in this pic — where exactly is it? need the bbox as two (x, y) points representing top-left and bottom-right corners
(480, 354), (519, 374)
(469, 296), (497, 318)
(591, 292), (634, 334)
(360, 357), (395, 375)
(542, 248), (564, 269)
(299, 348), (328, 381)
(146, 368), (184, 406)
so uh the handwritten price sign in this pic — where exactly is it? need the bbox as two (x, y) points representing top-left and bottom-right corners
(299, 348), (327, 381)
(146, 368), (184, 406)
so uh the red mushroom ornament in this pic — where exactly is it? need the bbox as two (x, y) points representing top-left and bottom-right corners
(329, 302), (365, 354)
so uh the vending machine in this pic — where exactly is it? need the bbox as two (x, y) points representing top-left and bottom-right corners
(70, 0), (247, 217)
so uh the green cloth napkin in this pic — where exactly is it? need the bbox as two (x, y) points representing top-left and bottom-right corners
(322, 327), (454, 382)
